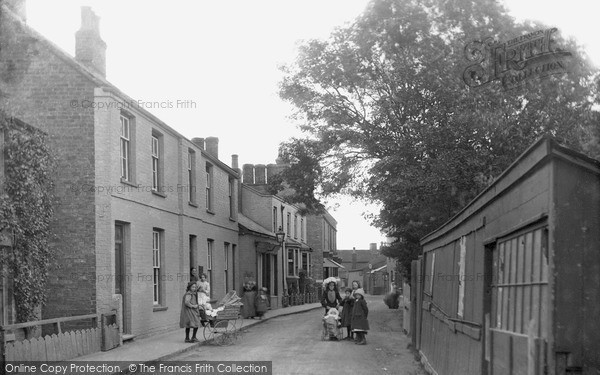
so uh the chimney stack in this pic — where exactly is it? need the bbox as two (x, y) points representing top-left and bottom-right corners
(205, 137), (218, 158)
(369, 243), (377, 255)
(352, 247), (357, 270)
(242, 164), (254, 184)
(75, 7), (106, 77)
(231, 155), (239, 170)
(6, 0), (26, 21)
(192, 138), (204, 150)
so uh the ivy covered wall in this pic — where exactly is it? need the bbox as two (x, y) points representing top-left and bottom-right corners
(0, 112), (55, 323)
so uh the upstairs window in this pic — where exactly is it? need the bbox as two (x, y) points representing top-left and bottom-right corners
(229, 178), (234, 218)
(120, 115), (131, 181)
(206, 164), (213, 211)
(151, 135), (159, 191)
(188, 150), (196, 204)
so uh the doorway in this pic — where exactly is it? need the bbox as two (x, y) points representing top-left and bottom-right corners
(115, 223), (130, 334)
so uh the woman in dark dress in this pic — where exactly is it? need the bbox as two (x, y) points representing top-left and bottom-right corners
(241, 281), (257, 318)
(320, 281), (342, 315)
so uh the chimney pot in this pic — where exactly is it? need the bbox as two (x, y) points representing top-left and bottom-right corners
(205, 137), (219, 159)
(231, 155), (239, 170)
(192, 138), (204, 150)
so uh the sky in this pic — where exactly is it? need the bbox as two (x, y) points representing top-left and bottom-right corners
(24, 0), (600, 250)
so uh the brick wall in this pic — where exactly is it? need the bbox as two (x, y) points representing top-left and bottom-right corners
(0, 11), (99, 319)
(306, 216), (324, 281)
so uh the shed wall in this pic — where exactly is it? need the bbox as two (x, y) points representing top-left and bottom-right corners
(420, 160), (552, 375)
(553, 158), (600, 373)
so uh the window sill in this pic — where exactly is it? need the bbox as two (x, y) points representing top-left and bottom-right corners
(152, 190), (167, 198)
(206, 209), (215, 215)
(188, 201), (198, 208)
(153, 306), (168, 312)
(120, 178), (138, 188)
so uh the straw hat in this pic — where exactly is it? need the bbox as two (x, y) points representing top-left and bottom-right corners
(354, 288), (365, 297)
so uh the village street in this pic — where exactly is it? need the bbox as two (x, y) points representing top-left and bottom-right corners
(171, 295), (425, 375)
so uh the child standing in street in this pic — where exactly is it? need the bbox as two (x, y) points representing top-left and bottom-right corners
(351, 288), (369, 345)
(255, 287), (270, 319)
(340, 287), (354, 340)
(179, 282), (201, 343)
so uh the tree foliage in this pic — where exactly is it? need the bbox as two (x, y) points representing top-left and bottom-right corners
(276, 0), (599, 279)
(0, 112), (55, 323)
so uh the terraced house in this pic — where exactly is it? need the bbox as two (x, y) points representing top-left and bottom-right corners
(0, 2), (240, 339)
(239, 163), (311, 308)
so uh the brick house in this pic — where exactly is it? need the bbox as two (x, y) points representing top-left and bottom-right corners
(239, 165), (311, 308)
(306, 211), (338, 283)
(0, 2), (240, 339)
(241, 160), (339, 285)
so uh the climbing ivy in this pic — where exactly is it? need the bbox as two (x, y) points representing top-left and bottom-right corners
(0, 111), (55, 323)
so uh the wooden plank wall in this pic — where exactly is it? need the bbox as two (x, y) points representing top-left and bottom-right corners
(419, 232), (483, 375)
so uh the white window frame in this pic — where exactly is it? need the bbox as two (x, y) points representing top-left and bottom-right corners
(151, 136), (159, 191)
(206, 165), (212, 211)
(228, 179), (234, 218)
(294, 215), (298, 239)
(152, 230), (161, 305)
(207, 239), (213, 298)
(188, 151), (195, 203)
(120, 115), (130, 181)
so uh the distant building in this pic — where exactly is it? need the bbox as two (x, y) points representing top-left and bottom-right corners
(337, 244), (387, 291)
(238, 180), (310, 308)
(306, 211), (338, 282)
(241, 161), (338, 287)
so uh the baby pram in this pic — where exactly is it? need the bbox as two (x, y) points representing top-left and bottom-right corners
(321, 307), (343, 341)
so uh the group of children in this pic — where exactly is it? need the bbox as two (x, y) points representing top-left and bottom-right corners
(321, 280), (369, 345)
(179, 274), (270, 343)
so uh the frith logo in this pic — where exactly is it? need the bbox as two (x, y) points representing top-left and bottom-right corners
(463, 28), (572, 90)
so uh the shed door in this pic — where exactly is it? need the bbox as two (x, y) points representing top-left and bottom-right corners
(487, 226), (549, 375)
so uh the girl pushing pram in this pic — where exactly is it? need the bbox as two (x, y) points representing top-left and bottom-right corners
(320, 277), (343, 341)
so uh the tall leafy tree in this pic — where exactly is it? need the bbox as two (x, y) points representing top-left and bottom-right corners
(276, 0), (599, 278)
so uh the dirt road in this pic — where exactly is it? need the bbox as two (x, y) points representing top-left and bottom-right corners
(173, 294), (425, 375)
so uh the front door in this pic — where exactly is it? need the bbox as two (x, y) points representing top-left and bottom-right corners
(115, 223), (129, 334)
(485, 226), (549, 375)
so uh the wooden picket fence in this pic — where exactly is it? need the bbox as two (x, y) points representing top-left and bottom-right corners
(5, 327), (101, 361)
(1, 313), (118, 362)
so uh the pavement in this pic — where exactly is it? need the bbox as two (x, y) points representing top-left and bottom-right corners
(73, 302), (322, 363)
